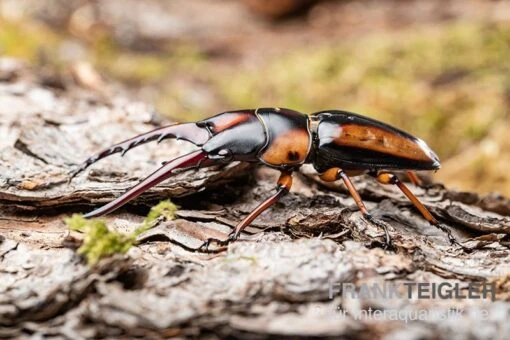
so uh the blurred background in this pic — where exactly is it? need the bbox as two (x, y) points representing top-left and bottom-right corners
(0, 0), (509, 195)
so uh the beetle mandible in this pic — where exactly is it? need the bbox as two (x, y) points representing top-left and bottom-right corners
(70, 108), (455, 250)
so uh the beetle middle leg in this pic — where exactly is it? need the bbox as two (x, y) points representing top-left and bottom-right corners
(373, 172), (463, 247)
(196, 170), (293, 252)
(319, 168), (392, 248)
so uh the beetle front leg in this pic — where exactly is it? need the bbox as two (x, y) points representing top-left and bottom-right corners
(319, 168), (392, 248)
(374, 172), (464, 248)
(196, 170), (293, 252)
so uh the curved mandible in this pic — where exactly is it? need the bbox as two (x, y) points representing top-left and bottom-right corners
(69, 122), (210, 180)
(83, 150), (210, 218)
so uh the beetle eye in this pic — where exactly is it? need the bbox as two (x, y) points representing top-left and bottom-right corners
(217, 149), (234, 162)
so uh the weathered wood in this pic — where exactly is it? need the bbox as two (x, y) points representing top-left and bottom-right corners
(1, 64), (510, 339)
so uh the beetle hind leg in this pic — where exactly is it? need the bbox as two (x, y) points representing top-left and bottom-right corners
(195, 170), (293, 253)
(373, 172), (464, 248)
(320, 168), (392, 248)
(406, 171), (422, 187)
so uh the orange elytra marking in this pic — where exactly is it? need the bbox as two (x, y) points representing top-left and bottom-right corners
(212, 113), (252, 133)
(334, 124), (431, 162)
(261, 129), (310, 166)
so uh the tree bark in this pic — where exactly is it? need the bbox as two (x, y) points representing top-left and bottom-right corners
(1, 65), (509, 339)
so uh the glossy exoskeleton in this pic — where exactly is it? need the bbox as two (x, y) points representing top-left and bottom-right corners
(70, 108), (455, 250)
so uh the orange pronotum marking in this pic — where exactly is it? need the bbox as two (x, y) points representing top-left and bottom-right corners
(261, 129), (310, 166)
(334, 124), (431, 162)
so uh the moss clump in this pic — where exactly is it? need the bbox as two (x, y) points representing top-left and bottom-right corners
(65, 200), (179, 265)
(0, 19), (61, 63)
(92, 35), (205, 86)
(95, 51), (170, 85)
(136, 199), (179, 236)
(65, 214), (134, 265)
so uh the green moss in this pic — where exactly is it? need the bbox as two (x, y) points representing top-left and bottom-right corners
(0, 18), (206, 86)
(92, 37), (205, 85)
(136, 199), (179, 236)
(65, 200), (178, 265)
(0, 20), (61, 63)
(65, 214), (135, 265)
(96, 52), (170, 84)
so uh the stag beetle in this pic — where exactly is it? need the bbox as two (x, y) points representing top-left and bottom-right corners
(70, 108), (456, 250)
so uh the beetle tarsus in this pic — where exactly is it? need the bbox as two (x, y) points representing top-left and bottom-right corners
(320, 168), (393, 249)
(373, 172), (469, 249)
(433, 222), (468, 250)
(364, 213), (392, 249)
(195, 171), (293, 253)
(196, 231), (237, 253)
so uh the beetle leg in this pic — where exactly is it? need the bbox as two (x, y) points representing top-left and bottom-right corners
(319, 168), (392, 248)
(374, 172), (463, 247)
(83, 150), (210, 218)
(375, 173), (436, 222)
(196, 170), (293, 252)
(69, 123), (210, 181)
(406, 171), (422, 187)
